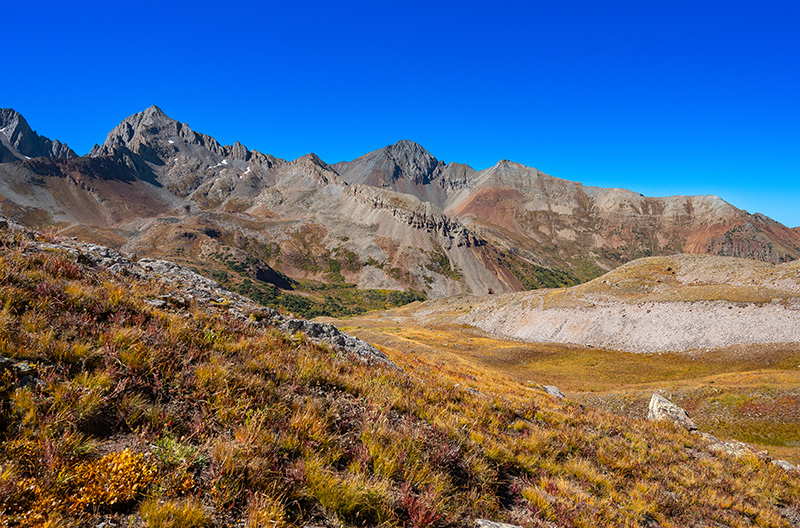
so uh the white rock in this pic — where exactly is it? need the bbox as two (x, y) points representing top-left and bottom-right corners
(647, 393), (696, 430)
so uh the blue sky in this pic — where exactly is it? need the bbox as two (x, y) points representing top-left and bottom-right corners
(4, 0), (799, 225)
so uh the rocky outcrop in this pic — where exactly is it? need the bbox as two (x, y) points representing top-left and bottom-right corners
(698, 432), (770, 460)
(0, 108), (76, 161)
(279, 319), (397, 368)
(0, 356), (40, 389)
(349, 185), (483, 249)
(639, 515), (662, 528)
(476, 521), (525, 528)
(782, 506), (800, 528)
(12, 221), (398, 371)
(642, 391), (794, 472)
(476, 519), (561, 528)
(647, 394), (697, 430)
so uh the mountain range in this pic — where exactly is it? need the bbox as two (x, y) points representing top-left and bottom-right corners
(1, 105), (799, 303)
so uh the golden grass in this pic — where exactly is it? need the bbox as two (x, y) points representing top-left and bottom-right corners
(324, 312), (800, 465)
(140, 498), (210, 528)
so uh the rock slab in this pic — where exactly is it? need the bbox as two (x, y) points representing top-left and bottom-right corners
(542, 385), (565, 399)
(647, 394), (697, 431)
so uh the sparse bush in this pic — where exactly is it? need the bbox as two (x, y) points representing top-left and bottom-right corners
(140, 497), (210, 528)
(69, 449), (157, 512)
(247, 491), (287, 528)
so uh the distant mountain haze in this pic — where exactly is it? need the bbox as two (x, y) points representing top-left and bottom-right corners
(1, 106), (798, 299)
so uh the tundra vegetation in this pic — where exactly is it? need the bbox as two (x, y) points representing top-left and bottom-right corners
(0, 229), (798, 527)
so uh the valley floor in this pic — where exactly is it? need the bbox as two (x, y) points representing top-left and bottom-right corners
(321, 305), (800, 465)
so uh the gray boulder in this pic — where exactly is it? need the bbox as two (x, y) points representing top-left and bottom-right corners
(476, 520), (560, 528)
(640, 514), (662, 528)
(0, 356), (40, 388)
(781, 506), (800, 528)
(542, 385), (565, 399)
(773, 459), (798, 472)
(647, 393), (697, 431)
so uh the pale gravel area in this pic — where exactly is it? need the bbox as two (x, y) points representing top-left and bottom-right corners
(457, 299), (800, 353)
(451, 254), (800, 353)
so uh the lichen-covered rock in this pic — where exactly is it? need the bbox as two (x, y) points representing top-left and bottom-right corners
(647, 393), (697, 430)
(640, 514), (662, 528)
(0, 356), (41, 388)
(476, 520), (561, 528)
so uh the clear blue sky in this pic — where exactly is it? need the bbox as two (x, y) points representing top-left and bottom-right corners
(4, 0), (799, 226)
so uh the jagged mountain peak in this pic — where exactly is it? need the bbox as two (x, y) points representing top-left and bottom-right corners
(381, 140), (440, 175)
(125, 104), (171, 124)
(287, 152), (346, 186)
(109, 106), (179, 138)
(0, 108), (76, 161)
(469, 158), (551, 190)
(297, 152), (326, 166)
(384, 139), (434, 157)
(143, 104), (167, 117)
(89, 107), (267, 171)
(0, 108), (27, 130)
(333, 139), (445, 190)
(490, 158), (537, 172)
(90, 106), (186, 158)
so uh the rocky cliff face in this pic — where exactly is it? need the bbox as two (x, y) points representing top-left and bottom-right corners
(349, 184), (483, 250)
(0, 108), (76, 161)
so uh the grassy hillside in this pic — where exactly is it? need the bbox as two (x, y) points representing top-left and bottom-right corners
(0, 229), (798, 527)
(323, 288), (800, 465)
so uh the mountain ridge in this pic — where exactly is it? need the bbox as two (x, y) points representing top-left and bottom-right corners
(1, 106), (799, 312)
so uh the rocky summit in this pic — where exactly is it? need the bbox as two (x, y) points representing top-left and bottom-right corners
(0, 108), (76, 162)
